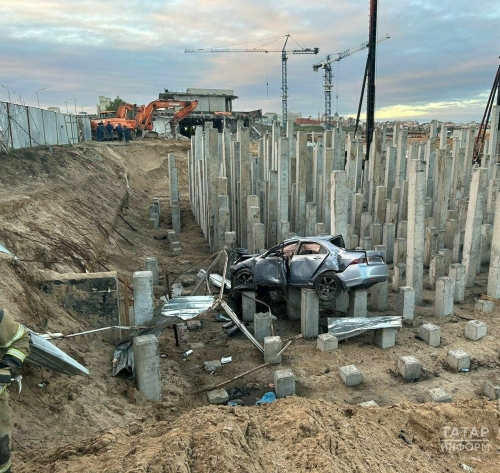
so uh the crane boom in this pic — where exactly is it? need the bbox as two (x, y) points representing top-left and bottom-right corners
(312, 34), (389, 129)
(185, 35), (319, 128)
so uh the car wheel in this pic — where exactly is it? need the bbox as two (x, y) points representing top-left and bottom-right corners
(314, 272), (342, 301)
(234, 268), (254, 286)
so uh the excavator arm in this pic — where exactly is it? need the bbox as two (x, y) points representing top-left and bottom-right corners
(135, 100), (198, 130)
(116, 103), (138, 119)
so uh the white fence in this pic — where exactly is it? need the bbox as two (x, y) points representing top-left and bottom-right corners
(0, 101), (91, 150)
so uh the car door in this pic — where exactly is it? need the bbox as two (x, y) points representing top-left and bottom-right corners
(253, 243), (292, 285)
(289, 241), (328, 284)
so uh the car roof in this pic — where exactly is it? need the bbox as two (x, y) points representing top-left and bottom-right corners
(282, 235), (343, 248)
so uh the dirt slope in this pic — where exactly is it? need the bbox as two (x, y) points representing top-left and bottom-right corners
(18, 397), (500, 473)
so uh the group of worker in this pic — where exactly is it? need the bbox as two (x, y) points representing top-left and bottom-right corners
(96, 121), (131, 143)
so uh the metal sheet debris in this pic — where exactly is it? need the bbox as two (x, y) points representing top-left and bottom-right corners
(328, 316), (402, 341)
(209, 273), (231, 290)
(160, 295), (215, 320)
(28, 331), (90, 376)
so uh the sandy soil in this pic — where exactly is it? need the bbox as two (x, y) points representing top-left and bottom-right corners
(0, 138), (499, 472)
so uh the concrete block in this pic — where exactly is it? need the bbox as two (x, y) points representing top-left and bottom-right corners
(374, 328), (397, 349)
(316, 333), (338, 352)
(464, 320), (487, 341)
(172, 247), (182, 256)
(264, 336), (282, 364)
(242, 291), (256, 322)
(286, 287), (301, 320)
(133, 334), (162, 401)
(301, 288), (319, 338)
(398, 355), (422, 381)
(133, 271), (154, 326)
(475, 300), (493, 313)
(446, 349), (471, 371)
(358, 400), (379, 407)
(204, 360), (222, 373)
(483, 380), (500, 400)
(145, 257), (159, 285)
(207, 388), (229, 404)
(419, 323), (441, 347)
(395, 286), (415, 320)
(273, 368), (296, 398)
(434, 277), (455, 317)
(167, 230), (177, 243)
(148, 215), (159, 230)
(425, 387), (452, 403)
(254, 312), (272, 341)
(339, 364), (363, 387)
(187, 320), (202, 330)
(348, 289), (368, 317)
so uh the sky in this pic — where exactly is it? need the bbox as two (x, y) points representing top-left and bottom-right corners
(0, 0), (499, 123)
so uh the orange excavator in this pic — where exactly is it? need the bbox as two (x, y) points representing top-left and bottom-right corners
(134, 100), (198, 136)
(90, 100), (198, 140)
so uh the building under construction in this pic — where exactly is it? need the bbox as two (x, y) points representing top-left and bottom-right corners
(159, 87), (261, 135)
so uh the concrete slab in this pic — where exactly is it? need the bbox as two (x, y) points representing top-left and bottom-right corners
(425, 387), (452, 403)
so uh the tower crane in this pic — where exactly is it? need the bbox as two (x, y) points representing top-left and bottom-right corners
(185, 35), (319, 129)
(312, 33), (389, 129)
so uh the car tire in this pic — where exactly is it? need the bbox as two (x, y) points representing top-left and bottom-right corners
(314, 272), (342, 301)
(234, 268), (254, 286)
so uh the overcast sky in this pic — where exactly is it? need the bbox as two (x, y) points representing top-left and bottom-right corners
(0, 0), (498, 123)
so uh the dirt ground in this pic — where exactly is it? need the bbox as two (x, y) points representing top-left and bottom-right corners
(0, 138), (499, 472)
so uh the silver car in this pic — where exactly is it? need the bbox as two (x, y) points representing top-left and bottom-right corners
(231, 235), (389, 301)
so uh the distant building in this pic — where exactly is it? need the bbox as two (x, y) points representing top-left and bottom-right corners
(159, 88), (237, 113)
(97, 96), (111, 113)
(295, 118), (321, 126)
(47, 107), (60, 113)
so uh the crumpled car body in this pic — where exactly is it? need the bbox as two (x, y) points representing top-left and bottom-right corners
(231, 235), (389, 301)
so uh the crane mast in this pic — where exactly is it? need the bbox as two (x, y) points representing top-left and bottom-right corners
(313, 34), (389, 130)
(185, 35), (319, 129)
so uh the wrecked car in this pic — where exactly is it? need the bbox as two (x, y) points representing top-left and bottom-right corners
(231, 235), (389, 301)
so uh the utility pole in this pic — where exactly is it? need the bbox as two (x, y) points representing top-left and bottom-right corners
(365, 0), (378, 162)
(1, 84), (11, 103)
(36, 88), (46, 108)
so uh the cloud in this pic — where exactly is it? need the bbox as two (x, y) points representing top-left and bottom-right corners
(0, 0), (498, 121)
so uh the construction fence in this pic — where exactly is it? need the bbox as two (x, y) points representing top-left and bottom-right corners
(0, 101), (92, 151)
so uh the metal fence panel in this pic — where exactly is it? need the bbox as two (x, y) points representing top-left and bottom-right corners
(42, 110), (58, 145)
(56, 112), (69, 145)
(27, 107), (46, 146)
(0, 102), (11, 149)
(9, 104), (31, 149)
(0, 101), (91, 150)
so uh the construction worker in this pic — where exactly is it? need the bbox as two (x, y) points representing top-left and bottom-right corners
(123, 125), (131, 143)
(96, 122), (105, 141)
(0, 308), (30, 473)
(116, 123), (123, 141)
(105, 121), (114, 141)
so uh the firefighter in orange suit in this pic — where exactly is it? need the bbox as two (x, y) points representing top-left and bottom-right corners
(0, 309), (30, 473)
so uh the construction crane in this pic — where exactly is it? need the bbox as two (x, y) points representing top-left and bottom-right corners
(313, 34), (389, 130)
(185, 35), (319, 129)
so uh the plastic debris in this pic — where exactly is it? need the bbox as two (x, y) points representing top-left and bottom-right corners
(221, 356), (232, 364)
(38, 383), (47, 388)
(184, 349), (194, 357)
(255, 392), (276, 405)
